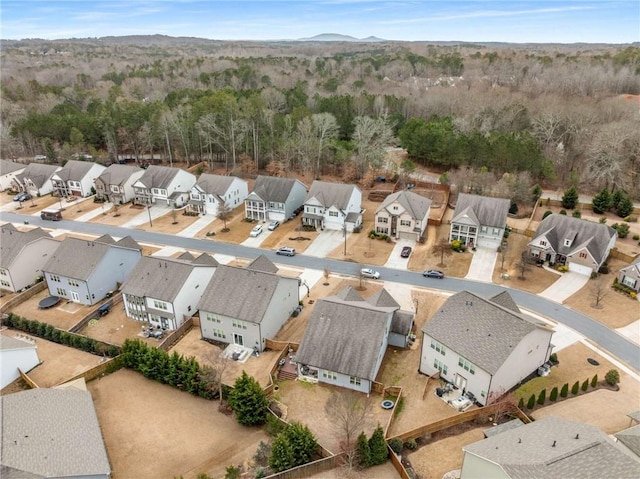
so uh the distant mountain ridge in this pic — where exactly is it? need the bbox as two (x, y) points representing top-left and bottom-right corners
(296, 33), (387, 42)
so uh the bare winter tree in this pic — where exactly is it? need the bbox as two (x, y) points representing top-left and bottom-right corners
(351, 115), (394, 179)
(433, 238), (453, 267)
(589, 275), (610, 309)
(217, 202), (233, 232)
(515, 251), (532, 280)
(202, 348), (231, 405)
(325, 390), (371, 468)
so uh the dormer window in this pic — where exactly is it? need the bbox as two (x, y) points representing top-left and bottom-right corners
(564, 239), (572, 247)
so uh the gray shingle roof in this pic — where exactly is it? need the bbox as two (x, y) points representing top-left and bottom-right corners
(0, 159), (25, 176)
(620, 257), (640, 276)
(367, 288), (400, 309)
(0, 335), (37, 352)
(391, 310), (414, 336)
(193, 252), (219, 266)
(452, 193), (510, 228)
(376, 190), (432, 220)
(490, 291), (521, 313)
(1, 388), (111, 478)
(246, 254), (279, 273)
(16, 163), (60, 189)
(197, 264), (285, 324)
(422, 291), (552, 374)
(115, 235), (142, 250)
(52, 160), (96, 181)
(177, 251), (195, 261)
(250, 175), (306, 203)
(464, 416), (640, 479)
(195, 173), (237, 196)
(0, 226), (54, 268)
(531, 214), (617, 265)
(615, 424), (640, 457)
(94, 234), (116, 245)
(305, 180), (359, 209)
(483, 418), (525, 438)
(97, 163), (140, 186)
(137, 165), (181, 189)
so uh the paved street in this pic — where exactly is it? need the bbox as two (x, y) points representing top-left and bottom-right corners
(2, 210), (638, 372)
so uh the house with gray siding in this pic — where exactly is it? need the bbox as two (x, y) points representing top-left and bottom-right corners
(51, 160), (106, 198)
(188, 174), (248, 216)
(11, 163), (61, 196)
(0, 159), (25, 192)
(420, 290), (553, 405)
(450, 193), (510, 249)
(0, 335), (40, 389)
(302, 180), (363, 232)
(528, 214), (617, 275)
(42, 235), (142, 306)
(461, 416), (640, 479)
(121, 252), (218, 330)
(618, 257), (640, 293)
(133, 165), (196, 207)
(245, 175), (307, 222)
(95, 164), (145, 204)
(198, 255), (299, 351)
(375, 190), (432, 241)
(295, 287), (414, 393)
(1, 387), (111, 479)
(0, 224), (60, 292)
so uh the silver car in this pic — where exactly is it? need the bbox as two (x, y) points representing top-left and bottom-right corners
(360, 268), (380, 279)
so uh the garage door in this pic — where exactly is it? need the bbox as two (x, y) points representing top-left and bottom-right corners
(568, 262), (592, 276)
(477, 236), (501, 250)
(399, 231), (416, 241)
(269, 212), (286, 221)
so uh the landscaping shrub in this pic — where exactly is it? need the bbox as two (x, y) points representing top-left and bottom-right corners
(389, 438), (403, 454)
(265, 414), (286, 437)
(542, 210), (553, 220)
(605, 369), (620, 387)
(527, 394), (536, 409)
(509, 202), (518, 215)
(571, 381), (580, 395)
(560, 383), (569, 398)
(518, 397), (524, 409)
(404, 439), (417, 450)
(549, 353), (558, 364)
(355, 432), (371, 468)
(451, 239), (466, 252)
(228, 371), (269, 426)
(592, 188), (612, 214)
(550, 387), (558, 402)
(599, 217), (607, 224)
(616, 194), (634, 218)
(611, 222), (630, 238)
(537, 389), (546, 405)
(633, 234), (640, 241)
(591, 374), (598, 388)
(572, 210), (582, 218)
(581, 379), (589, 392)
(559, 209), (567, 215)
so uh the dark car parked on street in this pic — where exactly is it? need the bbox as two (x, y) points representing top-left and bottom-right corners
(423, 269), (445, 279)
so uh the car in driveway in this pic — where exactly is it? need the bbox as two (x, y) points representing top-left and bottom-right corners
(360, 268), (381, 279)
(13, 192), (31, 202)
(423, 269), (445, 279)
(400, 246), (412, 258)
(249, 224), (263, 237)
(276, 246), (296, 256)
(268, 220), (280, 231)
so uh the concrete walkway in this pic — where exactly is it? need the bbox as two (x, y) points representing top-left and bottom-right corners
(539, 271), (590, 303)
(305, 230), (347, 258)
(465, 247), (497, 282)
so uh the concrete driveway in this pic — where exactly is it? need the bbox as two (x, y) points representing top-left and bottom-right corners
(305, 230), (346, 257)
(122, 204), (172, 227)
(465, 246), (497, 282)
(240, 228), (273, 247)
(384, 239), (414, 270)
(539, 271), (590, 303)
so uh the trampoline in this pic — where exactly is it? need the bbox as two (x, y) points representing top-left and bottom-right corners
(38, 296), (60, 309)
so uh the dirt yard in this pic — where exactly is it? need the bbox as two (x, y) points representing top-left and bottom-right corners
(10, 289), (96, 331)
(78, 305), (160, 347)
(89, 369), (270, 479)
(89, 202), (151, 226)
(136, 208), (203, 234)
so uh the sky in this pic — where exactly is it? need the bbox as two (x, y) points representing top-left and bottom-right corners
(1, 0), (638, 44)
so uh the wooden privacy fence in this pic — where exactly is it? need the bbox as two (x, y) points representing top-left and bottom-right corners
(18, 368), (40, 389)
(69, 292), (123, 333)
(58, 356), (123, 385)
(263, 341), (299, 396)
(263, 453), (347, 479)
(157, 317), (193, 351)
(388, 444), (411, 479)
(0, 281), (47, 314)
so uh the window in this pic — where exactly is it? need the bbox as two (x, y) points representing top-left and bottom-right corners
(212, 329), (226, 339)
(430, 339), (446, 356)
(400, 220), (411, 227)
(350, 376), (361, 386)
(458, 357), (476, 375)
(540, 240), (547, 246)
(50, 274), (60, 282)
(1, 280), (10, 287)
(493, 228), (500, 235)
(329, 211), (338, 217)
(579, 252), (588, 259)
(232, 319), (247, 329)
(0, 269), (7, 276)
(378, 217), (388, 224)
(153, 300), (168, 311)
(56, 287), (67, 296)
(206, 314), (221, 323)
(433, 359), (447, 375)
(564, 239), (572, 247)
(376, 226), (389, 234)
(68, 279), (79, 287)
(393, 206), (398, 211)
(322, 371), (337, 380)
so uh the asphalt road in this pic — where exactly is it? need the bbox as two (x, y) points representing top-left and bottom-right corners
(3, 211), (639, 372)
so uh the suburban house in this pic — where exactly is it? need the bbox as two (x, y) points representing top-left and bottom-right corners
(1, 387), (111, 478)
(122, 252), (218, 330)
(527, 214), (617, 275)
(51, 160), (106, 198)
(450, 193), (510, 249)
(198, 255), (299, 352)
(302, 180), (363, 232)
(295, 286), (415, 393)
(0, 335), (40, 389)
(42, 235), (142, 306)
(245, 175), (307, 222)
(11, 163), (61, 196)
(618, 257), (640, 293)
(461, 416), (640, 479)
(0, 159), (25, 192)
(375, 190), (432, 241)
(419, 290), (553, 405)
(133, 165), (196, 207)
(94, 164), (145, 204)
(0, 224), (60, 292)
(187, 173), (248, 216)
(615, 412), (640, 459)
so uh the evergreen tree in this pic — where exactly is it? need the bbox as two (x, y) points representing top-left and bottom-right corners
(518, 397), (524, 409)
(591, 374), (598, 388)
(591, 188), (612, 214)
(560, 383), (569, 398)
(611, 190), (625, 210)
(616, 194), (634, 218)
(561, 186), (579, 209)
(527, 394), (536, 409)
(550, 387), (558, 402)
(571, 381), (580, 395)
(537, 389), (546, 405)
(530, 184), (543, 204)
(581, 379), (589, 392)
(283, 422), (318, 467)
(355, 432), (371, 468)
(269, 434), (295, 472)
(228, 371), (269, 426)
(368, 426), (388, 466)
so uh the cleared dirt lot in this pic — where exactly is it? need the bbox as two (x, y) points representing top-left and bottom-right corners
(89, 202), (152, 226)
(89, 369), (270, 479)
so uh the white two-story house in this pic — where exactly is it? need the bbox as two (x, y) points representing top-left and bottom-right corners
(245, 175), (307, 222)
(450, 193), (510, 249)
(51, 160), (106, 198)
(374, 190), (432, 241)
(121, 252), (218, 330)
(133, 165), (196, 207)
(0, 160), (25, 192)
(12, 163), (61, 196)
(188, 174), (248, 216)
(302, 180), (363, 232)
(94, 164), (145, 204)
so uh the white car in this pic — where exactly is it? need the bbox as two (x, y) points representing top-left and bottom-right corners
(249, 224), (263, 237)
(360, 268), (380, 279)
(268, 220), (280, 231)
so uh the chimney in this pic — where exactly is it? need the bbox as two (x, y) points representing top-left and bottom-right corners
(575, 434), (579, 439)
(552, 440), (556, 447)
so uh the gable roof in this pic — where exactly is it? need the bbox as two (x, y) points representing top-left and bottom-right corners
(452, 193), (510, 228)
(52, 160), (97, 181)
(0, 226), (55, 268)
(137, 165), (181, 189)
(249, 175), (306, 203)
(115, 235), (142, 250)
(16, 163), (60, 188)
(94, 234), (116, 245)
(367, 288), (401, 309)
(1, 388), (111, 478)
(422, 291), (551, 374)
(615, 424), (640, 457)
(42, 237), (112, 280)
(121, 255), (214, 302)
(0, 159), (25, 176)
(305, 180), (359, 209)
(96, 163), (141, 186)
(620, 256), (640, 276)
(464, 416), (640, 478)
(0, 335), (37, 352)
(489, 291), (521, 313)
(195, 173), (238, 196)
(376, 190), (432, 220)
(247, 254), (279, 273)
(193, 252), (219, 266)
(197, 264), (287, 324)
(531, 214), (617, 265)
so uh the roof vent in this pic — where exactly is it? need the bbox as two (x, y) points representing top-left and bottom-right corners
(575, 434), (579, 440)
(552, 440), (556, 447)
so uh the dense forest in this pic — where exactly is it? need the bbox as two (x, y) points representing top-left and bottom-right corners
(1, 36), (639, 198)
